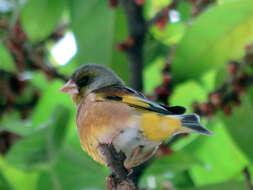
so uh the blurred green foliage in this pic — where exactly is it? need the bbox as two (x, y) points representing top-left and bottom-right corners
(0, 0), (253, 190)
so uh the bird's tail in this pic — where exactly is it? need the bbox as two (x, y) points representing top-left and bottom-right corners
(179, 114), (214, 136)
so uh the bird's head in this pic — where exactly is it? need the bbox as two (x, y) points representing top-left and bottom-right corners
(59, 64), (124, 105)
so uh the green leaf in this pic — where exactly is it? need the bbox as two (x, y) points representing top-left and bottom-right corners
(143, 58), (165, 94)
(144, 0), (171, 19)
(6, 105), (70, 171)
(183, 181), (248, 190)
(151, 23), (186, 45)
(177, 1), (192, 22)
(31, 80), (74, 128)
(170, 80), (207, 109)
(173, 0), (253, 82)
(221, 92), (253, 163)
(70, 1), (129, 82)
(21, 0), (66, 42)
(0, 172), (12, 190)
(144, 37), (170, 67)
(188, 121), (248, 185)
(144, 152), (202, 175)
(0, 112), (32, 136)
(0, 43), (15, 72)
(35, 146), (108, 190)
(0, 156), (39, 190)
(140, 170), (195, 190)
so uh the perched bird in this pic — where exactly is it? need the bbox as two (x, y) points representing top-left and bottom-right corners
(59, 64), (213, 169)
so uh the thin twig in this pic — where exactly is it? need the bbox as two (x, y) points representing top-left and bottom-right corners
(35, 23), (69, 47)
(243, 167), (253, 190)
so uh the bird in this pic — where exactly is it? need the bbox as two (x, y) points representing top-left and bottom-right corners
(59, 64), (213, 169)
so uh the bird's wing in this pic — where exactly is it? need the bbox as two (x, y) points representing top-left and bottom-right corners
(93, 85), (186, 115)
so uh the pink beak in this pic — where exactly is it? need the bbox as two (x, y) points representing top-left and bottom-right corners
(59, 80), (79, 95)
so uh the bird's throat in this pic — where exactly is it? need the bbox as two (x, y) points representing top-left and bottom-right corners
(71, 94), (83, 105)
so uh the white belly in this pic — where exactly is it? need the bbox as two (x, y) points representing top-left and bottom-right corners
(113, 126), (160, 168)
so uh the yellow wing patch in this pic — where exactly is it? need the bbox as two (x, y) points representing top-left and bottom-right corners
(141, 113), (182, 141)
(95, 93), (167, 113)
(122, 95), (150, 108)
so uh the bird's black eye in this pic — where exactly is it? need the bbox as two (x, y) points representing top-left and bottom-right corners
(76, 76), (89, 87)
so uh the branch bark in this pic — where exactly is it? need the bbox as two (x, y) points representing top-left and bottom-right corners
(243, 167), (253, 190)
(119, 0), (147, 91)
(99, 144), (137, 190)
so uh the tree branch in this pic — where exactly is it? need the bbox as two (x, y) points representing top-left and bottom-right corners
(243, 167), (253, 190)
(119, 0), (147, 91)
(99, 144), (137, 190)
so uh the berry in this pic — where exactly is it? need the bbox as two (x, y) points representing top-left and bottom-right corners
(125, 37), (135, 48)
(209, 92), (222, 107)
(109, 0), (118, 8)
(245, 44), (252, 52)
(232, 81), (245, 94)
(156, 16), (168, 30)
(115, 37), (135, 51)
(182, 133), (189, 137)
(199, 102), (209, 113)
(162, 73), (172, 86)
(155, 86), (169, 99)
(199, 102), (214, 116)
(156, 145), (173, 157)
(227, 61), (239, 75)
(223, 104), (232, 115)
(134, 0), (145, 6)
(115, 43), (127, 51)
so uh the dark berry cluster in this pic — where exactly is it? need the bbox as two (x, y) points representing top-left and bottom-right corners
(146, 62), (173, 106)
(2, 18), (66, 80)
(0, 70), (40, 119)
(0, 18), (68, 117)
(193, 44), (253, 117)
(0, 131), (21, 155)
(115, 37), (135, 52)
(108, 0), (118, 8)
(0, 17), (68, 154)
(155, 62), (173, 104)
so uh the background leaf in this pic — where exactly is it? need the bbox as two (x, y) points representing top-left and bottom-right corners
(0, 43), (15, 72)
(35, 146), (108, 190)
(221, 90), (253, 163)
(70, 0), (129, 82)
(6, 105), (70, 170)
(173, 0), (253, 82)
(21, 0), (66, 42)
(0, 172), (12, 190)
(187, 121), (248, 185)
(182, 181), (248, 190)
(144, 152), (202, 175)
